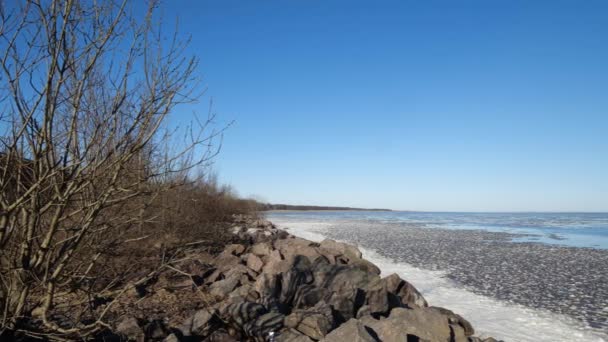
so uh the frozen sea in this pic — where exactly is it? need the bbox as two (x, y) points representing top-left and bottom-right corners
(267, 211), (608, 342)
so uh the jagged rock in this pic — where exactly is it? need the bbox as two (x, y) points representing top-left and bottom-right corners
(214, 252), (242, 272)
(225, 301), (268, 329)
(356, 305), (372, 319)
(189, 309), (221, 337)
(430, 306), (475, 336)
(319, 239), (363, 260)
(383, 273), (428, 308)
(225, 244), (246, 256)
(280, 255), (314, 306)
(204, 329), (238, 341)
(255, 272), (281, 297)
(360, 307), (454, 342)
(144, 319), (170, 339)
(224, 263), (257, 280)
(163, 333), (179, 342)
(293, 284), (329, 309)
(320, 318), (377, 342)
(243, 312), (285, 338)
(116, 316), (143, 341)
(284, 302), (335, 340)
(205, 269), (224, 284)
(246, 253), (264, 273)
(210, 273), (241, 298)
(229, 283), (260, 302)
(276, 328), (314, 342)
(313, 263), (379, 294)
(327, 287), (363, 322)
(364, 277), (392, 316)
(262, 251), (291, 275)
(275, 238), (323, 262)
(349, 258), (382, 275)
(251, 242), (273, 256)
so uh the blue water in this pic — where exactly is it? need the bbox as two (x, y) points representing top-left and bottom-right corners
(268, 211), (608, 249)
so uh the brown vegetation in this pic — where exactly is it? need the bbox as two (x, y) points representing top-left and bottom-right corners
(0, 1), (255, 340)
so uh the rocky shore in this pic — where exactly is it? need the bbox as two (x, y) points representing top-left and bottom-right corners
(114, 217), (501, 341)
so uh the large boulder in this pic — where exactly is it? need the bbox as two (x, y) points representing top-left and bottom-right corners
(319, 239), (363, 260)
(246, 253), (264, 273)
(280, 255), (314, 307)
(209, 273), (241, 298)
(320, 318), (377, 342)
(275, 238), (324, 262)
(313, 263), (379, 294)
(383, 273), (428, 308)
(276, 328), (315, 342)
(250, 242), (274, 257)
(430, 306), (475, 337)
(284, 305), (334, 341)
(180, 309), (221, 337)
(360, 307), (455, 342)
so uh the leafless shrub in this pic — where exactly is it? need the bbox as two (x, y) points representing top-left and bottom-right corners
(0, 0), (240, 339)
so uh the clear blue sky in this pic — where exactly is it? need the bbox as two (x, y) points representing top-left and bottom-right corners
(162, 0), (608, 212)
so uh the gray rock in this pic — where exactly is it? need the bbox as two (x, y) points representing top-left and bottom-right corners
(364, 277), (391, 316)
(320, 318), (377, 342)
(116, 316), (143, 341)
(251, 242), (274, 256)
(284, 302), (334, 340)
(360, 307), (453, 342)
(225, 244), (246, 256)
(313, 263), (379, 294)
(163, 333), (180, 342)
(430, 306), (475, 336)
(276, 328), (315, 342)
(209, 273), (241, 298)
(191, 309), (221, 337)
(319, 239), (363, 260)
(383, 273), (428, 308)
(246, 253), (264, 273)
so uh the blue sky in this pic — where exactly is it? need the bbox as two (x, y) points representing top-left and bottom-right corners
(161, 1), (608, 212)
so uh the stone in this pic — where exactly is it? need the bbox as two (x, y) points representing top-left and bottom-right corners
(116, 316), (143, 341)
(383, 273), (428, 308)
(360, 307), (453, 342)
(319, 239), (363, 260)
(280, 255), (314, 306)
(262, 252), (291, 275)
(327, 287), (363, 322)
(214, 252), (242, 272)
(430, 306), (475, 336)
(255, 272), (281, 298)
(209, 273), (241, 298)
(364, 277), (391, 316)
(251, 242), (274, 256)
(349, 258), (382, 275)
(229, 283), (260, 302)
(225, 244), (246, 256)
(275, 238), (324, 262)
(320, 318), (377, 342)
(143, 319), (169, 339)
(246, 253), (264, 273)
(284, 302), (334, 340)
(225, 301), (268, 328)
(275, 328), (315, 342)
(163, 333), (179, 342)
(190, 309), (220, 337)
(313, 263), (378, 294)
(293, 284), (329, 309)
(243, 312), (285, 338)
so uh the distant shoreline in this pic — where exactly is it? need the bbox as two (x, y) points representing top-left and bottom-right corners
(260, 204), (392, 212)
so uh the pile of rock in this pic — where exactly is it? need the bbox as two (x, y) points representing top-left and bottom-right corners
(117, 219), (501, 342)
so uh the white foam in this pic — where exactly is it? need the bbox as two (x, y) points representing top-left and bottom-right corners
(273, 219), (608, 342)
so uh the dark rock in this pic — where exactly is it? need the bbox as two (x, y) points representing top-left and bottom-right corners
(223, 301), (268, 330)
(280, 255), (314, 307)
(383, 273), (428, 308)
(243, 312), (285, 338)
(203, 329), (239, 341)
(313, 263), (379, 294)
(144, 319), (170, 339)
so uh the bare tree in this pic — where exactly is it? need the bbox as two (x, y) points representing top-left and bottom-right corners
(0, 0), (221, 338)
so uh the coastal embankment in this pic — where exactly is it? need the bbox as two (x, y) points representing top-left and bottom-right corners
(115, 217), (499, 341)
